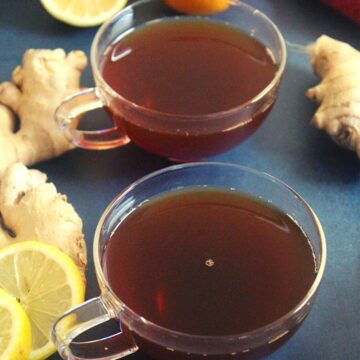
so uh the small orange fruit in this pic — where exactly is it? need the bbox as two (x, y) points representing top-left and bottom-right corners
(165, 0), (231, 15)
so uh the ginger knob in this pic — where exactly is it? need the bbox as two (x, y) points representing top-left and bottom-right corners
(306, 35), (360, 156)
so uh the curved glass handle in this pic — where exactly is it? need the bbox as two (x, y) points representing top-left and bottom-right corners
(52, 296), (139, 360)
(55, 87), (130, 150)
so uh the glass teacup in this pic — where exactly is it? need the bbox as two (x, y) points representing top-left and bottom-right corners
(55, 0), (286, 161)
(52, 162), (326, 360)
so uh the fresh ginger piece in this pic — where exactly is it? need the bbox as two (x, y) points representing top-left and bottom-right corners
(0, 49), (87, 176)
(306, 35), (360, 156)
(0, 163), (87, 280)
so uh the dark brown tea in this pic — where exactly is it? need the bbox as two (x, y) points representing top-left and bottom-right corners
(102, 188), (316, 340)
(100, 19), (279, 160)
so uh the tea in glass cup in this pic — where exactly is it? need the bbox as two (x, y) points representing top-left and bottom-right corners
(52, 163), (326, 360)
(56, 0), (286, 161)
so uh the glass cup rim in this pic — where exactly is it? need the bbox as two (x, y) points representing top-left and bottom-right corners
(90, 0), (287, 120)
(93, 162), (327, 343)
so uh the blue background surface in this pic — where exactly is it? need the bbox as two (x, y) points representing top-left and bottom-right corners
(0, 1), (359, 359)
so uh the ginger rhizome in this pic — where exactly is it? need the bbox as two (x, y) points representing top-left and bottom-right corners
(306, 35), (360, 156)
(0, 49), (87, 176)
(0, 163), (87, 280)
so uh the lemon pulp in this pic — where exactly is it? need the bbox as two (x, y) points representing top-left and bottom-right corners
(0, 241), (85, 360)
(40, 0), (128, 27)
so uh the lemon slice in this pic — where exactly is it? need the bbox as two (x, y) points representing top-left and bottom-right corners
(0, 288), (32, 360)
(0, 241), (85, 360)
(40, 0), (128, 27)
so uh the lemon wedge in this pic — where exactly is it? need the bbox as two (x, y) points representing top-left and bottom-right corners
(40, 0), (128, 27)
(0, 241), (85, 360)
(0, 288), (32, 360)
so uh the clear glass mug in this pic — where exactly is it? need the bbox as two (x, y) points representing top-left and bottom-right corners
(52, 162), (326, 360)
(55, 0), (286, 161)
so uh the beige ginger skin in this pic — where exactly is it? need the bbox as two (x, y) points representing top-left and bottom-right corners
(0, 163), (87, 280)
(0, 49), (87, 176)
(0, 50), (89, 282)
(306, 35), (360, 156)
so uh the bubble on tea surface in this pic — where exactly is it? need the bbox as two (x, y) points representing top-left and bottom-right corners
(205, 258), (215, 267)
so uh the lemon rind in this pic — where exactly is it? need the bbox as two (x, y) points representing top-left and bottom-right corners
(40, 0), (128, 27)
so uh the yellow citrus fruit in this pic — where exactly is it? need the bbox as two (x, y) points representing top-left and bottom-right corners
(0, 241), (85, 360)
(0, 288), (32, 360)
(165, 0), (231, 15)
(40, 0), (128, 27)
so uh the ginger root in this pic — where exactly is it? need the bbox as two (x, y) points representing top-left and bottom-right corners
(306, 35), (360, 156)
(0, 163), (87, 280)
(0, 49), (87, 176)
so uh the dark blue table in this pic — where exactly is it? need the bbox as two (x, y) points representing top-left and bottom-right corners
(0, 1), (359, 359)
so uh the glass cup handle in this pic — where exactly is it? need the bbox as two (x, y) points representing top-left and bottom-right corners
(52, 295), (139, 360)
(55, 87), (130, 150)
